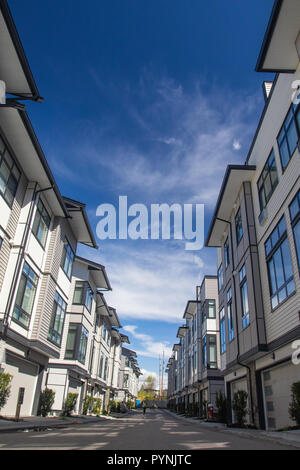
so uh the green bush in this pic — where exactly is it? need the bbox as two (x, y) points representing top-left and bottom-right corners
(109, 400), (117, 412)
(232, 390), (248, 426)
(62, 393), (78, 417)
(289, 381), (300, 426)
(38, 388), (55, 417)
(82, 395), (95, 415)
(0, 372), (12, 411)
(92, 398), (102, 416)
(215, 390), (227, 423)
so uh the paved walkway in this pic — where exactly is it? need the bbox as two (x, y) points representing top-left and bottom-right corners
(0, 409), (298, 450)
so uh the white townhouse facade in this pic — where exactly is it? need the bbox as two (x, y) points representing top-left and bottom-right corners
(0, 0), (141, 417)
(167, 276), (224, 417)
(206, 0), (300, 430)
(116, 346), (141, 403)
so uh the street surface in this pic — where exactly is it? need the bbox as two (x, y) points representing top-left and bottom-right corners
(0, 409), (295, 450)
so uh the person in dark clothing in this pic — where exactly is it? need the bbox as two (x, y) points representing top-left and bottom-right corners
(143, 402), (147, 415)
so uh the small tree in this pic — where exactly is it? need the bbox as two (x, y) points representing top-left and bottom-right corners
(289, 381), (300, 426)
(0, 372), (12, 411)
(232, 390), (248, 426)
(38, 388), (55, 417)
(82, 395), (94, 415)
(92, 398), (102, 416)
(215, 390), (227, 423)
(62, 393), (78, 417)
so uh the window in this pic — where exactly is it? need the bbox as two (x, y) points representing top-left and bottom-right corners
(13, 262), (38, 328)
(61, 239), (74, 278)
(0, 135), (21, 207)
(65, 323), (88, 364)
(235, 208), (243, 245)
(277, 103), (299, 171)
(102, 324), (107, 341)
(239, 265), (250, 329)
(218, 264), (224, 291)
(123, 373), (129, 388)
(73, 281), (94, 311)
(203, 335), (217, 369)
(32, 198), (51, 247)
(48, 292), (67, 346)
(257, 149), (279, 212)
(265, 217), (295, 310)
(98, 352), (104, 378)
(227, 287), (234, 342)
(289, 190), (300, 270)
(219, 308), (226, 354)
(224, 237), (230, 268)
(103, 356), (109, 381)
(207, 299), (216, 319)
(0, 237), (3, 249)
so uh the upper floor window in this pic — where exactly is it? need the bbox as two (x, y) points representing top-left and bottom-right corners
(239, 265), (250, 329)
(224, 237), (230, 268)
(265, 216), (295, 310)
(227, 287), (234, 342)
(65, 323), (88, 364)
(219, 308), (226, 354)
(235, 208), (243, 245)
(0, 236), (3, 249)
(0, 136), (21, 207)
(257, 149), (279, 212)
(32, 198), (51, 248)
(289, 190), (300, 270)
(48, 292), (67, 346)
(61, 238), (75, 279)
(277, 103), (299, 171)
(207, 299), (216, 319)
(13, 262), (38, 329)
(218, 264), (224, 291)
(73, 281), (94, 312)
(203, 335), (217, 369)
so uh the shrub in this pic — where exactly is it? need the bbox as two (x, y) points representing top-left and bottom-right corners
(0, 372), (12, 411)
(62, 393), (78, 417)
(215, 390), (227, 423)
(232, 390), (248, 426)
(92, 398), (102, 416)
(109, 400), (117, 412)
(82, 395), (95, 415)
(38, 388), (55, 417)
(289, 381), (300, 426)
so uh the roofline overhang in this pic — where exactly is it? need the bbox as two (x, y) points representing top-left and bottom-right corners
(0, 102), (68, 217)
(0, 0), (42, 101)
(176, 326), (188, 338)
(75, 255), (112, 291)
(183, 300), (200, 320)
(205, 165), (256, 248)
(255, 0), (299, 73)
(63, 196), (98, 249)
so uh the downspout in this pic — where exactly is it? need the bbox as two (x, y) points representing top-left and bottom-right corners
(216, 217), (255, 425)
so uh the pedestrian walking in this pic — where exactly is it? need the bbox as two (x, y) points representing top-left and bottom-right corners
(143, 402), (147, 415)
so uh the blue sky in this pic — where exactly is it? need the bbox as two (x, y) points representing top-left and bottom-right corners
(11, 0), (275, 387)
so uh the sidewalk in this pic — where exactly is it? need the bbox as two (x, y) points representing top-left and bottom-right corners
(164, 410), (300, 449)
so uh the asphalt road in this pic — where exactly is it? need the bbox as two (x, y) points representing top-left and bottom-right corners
(0, 409), (295, 450)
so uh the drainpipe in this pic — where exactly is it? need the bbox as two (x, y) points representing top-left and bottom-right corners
(216, 217), (255, 425)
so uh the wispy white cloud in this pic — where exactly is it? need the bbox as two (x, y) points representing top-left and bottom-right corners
(123, 324), (172, 359)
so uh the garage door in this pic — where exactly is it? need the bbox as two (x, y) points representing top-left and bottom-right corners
(2, 353), (38, 417)
(262, 362), (300, 430)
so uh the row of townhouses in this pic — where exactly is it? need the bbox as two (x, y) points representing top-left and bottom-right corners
(0, 0), (141, 418)
(167, 0), (300, 431)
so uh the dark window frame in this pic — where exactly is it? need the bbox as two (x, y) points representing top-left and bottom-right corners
(257, 149), (279, 214)
(32, 197), (51, 249)
(224, 237), (230, 269)
(218, 264), (224, 292)
(235, 207), (243, 245)
(239, 265), (250, 329)
(73, 281), (94, 312)
(12, 262), (38, 329)
(61, 238), (75, 280)
(277, 103), (300, 172)
(289, 189), (300, 272)
(48, 292), (67, 347)
(0, 133), (21, 208)
(64, 323), (89, 364)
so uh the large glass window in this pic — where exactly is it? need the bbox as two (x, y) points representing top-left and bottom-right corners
(61, 239), (74, 278)
(227, 287), (234, 342)
(13, 262), (38, 328)
(224, 237), (230, 268)
(235, 208), (243, 245)
(219, 308), (226, 354)
(207, 299), (216, 319)
(265, 217), (295, 310)
(98, 352), (104, 378)
(65, 323), (88, 364)
(257, 149), (279, 212)
(218, 264), (224, 292)
(73, 281), (94, 312)
(203, 335), (217, 369)
(48, 292), (67, 346)
(289, 190), (300, 270)
(277, 103), (299, 171)
(32, 198), (51, 247)
(0, 136), (21, 207)
(239, 265), (250, 329)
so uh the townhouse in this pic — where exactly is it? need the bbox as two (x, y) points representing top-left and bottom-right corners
(116, 346), (142, 404)
(206, 0), (300, 430)
(0, 0), (141, 417)
(167, 276), (224, 417)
